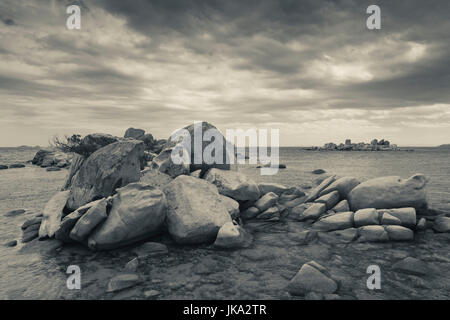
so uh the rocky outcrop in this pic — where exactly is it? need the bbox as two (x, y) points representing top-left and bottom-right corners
(204, 168), (260, 201)
(66, 140), (144, 211)
(38, 190), (70, 238)
(70, 198), (108, 243)
(348, 174), (428, 211)
(88, 183), (166, 250)
(305, 175), (336, 202)
(151, 148), (190, 178)
(61, 153), (85, 190)
(164, 175), (232, 244)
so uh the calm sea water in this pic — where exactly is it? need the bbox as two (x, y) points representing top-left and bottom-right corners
(0, 146), (449, 299)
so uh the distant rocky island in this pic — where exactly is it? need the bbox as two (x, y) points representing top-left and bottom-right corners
(307, 139), (405, 151)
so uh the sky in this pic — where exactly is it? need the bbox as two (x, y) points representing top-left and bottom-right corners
(0, 0), (449, 147)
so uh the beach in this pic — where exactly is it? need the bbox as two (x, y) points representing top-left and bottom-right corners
(1, 147), (450, 299)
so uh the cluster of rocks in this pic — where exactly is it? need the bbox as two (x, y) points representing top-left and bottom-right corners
(289, 174), (431, 243)
(32, 149), (72, 168)
(308, 138), (400, 151)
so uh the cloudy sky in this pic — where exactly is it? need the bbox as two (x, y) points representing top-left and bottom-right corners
(1, 0), (449, 147)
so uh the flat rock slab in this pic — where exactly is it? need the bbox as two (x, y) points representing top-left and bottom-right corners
(106, 274), (140, 293)
(392, 257), (428, 276)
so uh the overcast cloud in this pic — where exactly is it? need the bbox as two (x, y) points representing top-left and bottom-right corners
(0, 0), (449, 146)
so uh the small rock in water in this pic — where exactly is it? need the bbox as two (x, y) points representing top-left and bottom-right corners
(46, 167), (61, 171)
(124, 258), (139, 272)
(132, 242), (168, 258)
(0, 165), (8, 170)
(5, 209), (26, 217)
(392, 257), (428, 276)
(22, 228), (39, 243)
(432, 216), (450, 233)
(143, 290), (160, 298)
(106, 274), (140, 293)
(312, 169), (326, 174)
(9, 163), (25, 168)
(4, 240), (17, 247)
(22, 216), (43, 229)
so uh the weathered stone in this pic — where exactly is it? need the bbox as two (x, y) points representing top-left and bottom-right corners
(70, 198), (108, 243)
(392, 257), (428, 276)
(433, 216), (450, 233)
(385, 225), (414, 241)
(380, 212), (402, 225)
(354, 208), (379, 227)
(204, 169), (260, 201)
(132, 242), (168, 258)
(9, 163), (26, 168)
(416, 217), (427, 231)
(332, 200), (350, 212)
(256, 206), (280, 221)
(124, 128), (145, 140)
(164, 175), (232, 244)
(67, 140), (144, 210)
(323, 228), (358, 244)
(287, 261), (338, 295)
(106, 274), (140, 293)
(140, 167), (173, 189)
(46, 167), (61, 171)
(357, 225), (389, 242)
(296, 203), (326, 221)
(281, 196), (306, 208)
(315, 191), (340, 210)
(39, 190), (70, 238)
(312, 169), (326, 174)
(0, 165), (8, 170)
(124, 258), (139, 272)
(319, 176), (360, 198)
(22, 228), (39, 243)
(4, 240), (17, 247)
(151, 148), (190, 178)
(254, 192), (279, 212)
(288, 230), (318, 244)
(88, 183), (166, 250)
(214, 222), (252, 249)
(5, 209), (26, 217)
(313, 211), (354, 231)
(377, 208), (416, 228)
(305, 175), (336, 202)
(258, 182), (289, 195)
(80, 133), (119, 156)
(240, 207), (260, 220)
(218, 195), (240, 219)
(143, 290), (160, 298)
(54, 210), (84, 243)
(348, 174), (428, 211)
(190, 169), (202, 178)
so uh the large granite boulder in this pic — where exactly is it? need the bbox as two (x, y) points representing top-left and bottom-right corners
(164, 175), (232, 244)
(348, 174), (428, 211)
(151, 148), (190, 178)
(155, 122), (232, 177)
(88, 183), (166, 250)
(66, 140), (144, 211)
(39, 190), (70, 238)
(204, 168), (260, 201)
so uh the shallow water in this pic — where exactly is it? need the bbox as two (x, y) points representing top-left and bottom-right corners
(0, 147), (450, 299)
